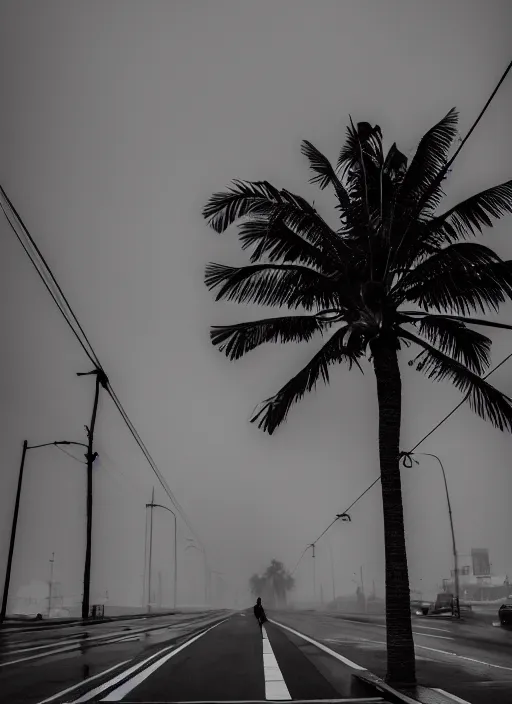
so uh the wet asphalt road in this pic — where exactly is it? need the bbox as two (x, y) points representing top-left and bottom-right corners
(1, 608), (510, 703)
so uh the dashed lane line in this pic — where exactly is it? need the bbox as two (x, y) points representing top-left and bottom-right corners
(261, 625), (291, 701)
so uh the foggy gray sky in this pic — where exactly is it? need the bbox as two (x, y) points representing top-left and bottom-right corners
(1, 0), (512, 608)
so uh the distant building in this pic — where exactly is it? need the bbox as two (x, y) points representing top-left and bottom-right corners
(441, 548), (511, 601)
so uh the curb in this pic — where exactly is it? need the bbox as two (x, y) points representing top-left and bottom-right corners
(354, 671), (467, 704)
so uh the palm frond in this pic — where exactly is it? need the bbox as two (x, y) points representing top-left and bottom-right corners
(203, 180), (282, 233)
(250, 325), (365, 434)
(398, 108), (459, 214)
(414, 312), (512, 333)
(383, 143), (408, 184)
(400, 329), (512, 432)
(204, 262), (343, 310)
(394, 242), (512, 314)
(237, 217), (338, 270)
(405, 314), (491, 374)
(426, 179), (512, 243)
(300, 140), (350, 209)
(210, 314), (327, 361)
(203, 180), (345, 262)
(337, 120), (383, 176)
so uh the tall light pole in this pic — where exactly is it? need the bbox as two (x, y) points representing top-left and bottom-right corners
(308, 544), (316, 602)
(400, 451), (460, 618)
(327, 543), (336, 603)
(146, 498), (178, 610)
(185, 540), (208, 606)
(1, 439), (89, 624)
(77, 368), (108, 620)
(48, 552), (55, 618)
(146, 488), (155, 612)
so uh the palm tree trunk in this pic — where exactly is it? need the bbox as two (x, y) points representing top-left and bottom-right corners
(371, 336), (416, 685)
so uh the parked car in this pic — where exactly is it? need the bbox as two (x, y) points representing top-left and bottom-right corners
(411, 599), (431, 616)
(498, 601), (512, 626)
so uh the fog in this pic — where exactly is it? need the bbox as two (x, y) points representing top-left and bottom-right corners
(1, 0), (511, 615)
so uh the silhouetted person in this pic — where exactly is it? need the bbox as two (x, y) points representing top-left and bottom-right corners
(253, 597), (267, 630)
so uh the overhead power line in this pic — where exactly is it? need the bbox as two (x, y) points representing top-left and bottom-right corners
(0, 185), (206, 554)
(291, 348), (512, 576)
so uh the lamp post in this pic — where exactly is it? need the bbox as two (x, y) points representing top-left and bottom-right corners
(400, 451), (460, 619)
(327, 542), (336, 603)
(145, 498), (178, 610)
(185, 540), (209, 606)
(210, 570), (225, 607)
(48, 552), (55, 618)
(308, 544), (316, 602)
(1, 439), (88, 624)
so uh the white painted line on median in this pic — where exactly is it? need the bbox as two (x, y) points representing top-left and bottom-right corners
(432, 689), (471, 704)
(7, 638), (83, 655)
(0, 643), (81, 667)
(412, 643), (512, 671)
(269, 619), (366, 671)
(261, 625), (291, 701)
(94, 618), (230, 702)
(412, 631), (453, 641)
(37, 660), (130, 704)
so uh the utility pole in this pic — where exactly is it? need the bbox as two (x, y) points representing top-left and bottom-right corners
(327, 543), (336, 602)
(77, 368), (108, 621)
(48, 552), (55, 618)
(360, 565), (366, 613)
(147, 488), (155, 613)
(0, 440), (27, 623)
(309, 544), (316, 602)
(1, 439), (88, 625)
(158, 571), (163, 609)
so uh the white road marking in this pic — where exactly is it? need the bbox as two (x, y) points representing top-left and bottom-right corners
(269, 620), (366, 671)
(37, 660), (130, 703)
(413, 625), (451, 633)
(98, 618), (230, 701)
(0, 643), (81, 667)
(412, 644), (512, 671)
(432, 689), (471, 704)
(261, 625), (291, 701)
(7, 639), (83, 655)
(412, 632), (453, 641)
(1, 616), (222, 666)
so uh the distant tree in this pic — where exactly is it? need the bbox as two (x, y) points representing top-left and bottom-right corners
(249, 573), (266, 599)
(264, 559), (295, 608)
(205, 108), (512, 683)
(249, 560), (295, 608)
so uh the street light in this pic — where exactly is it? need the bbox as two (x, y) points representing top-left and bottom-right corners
(400, 450), (460, 619)
(145, 497), (178, 610)
(1, 439), (88, 624)
(185, 540), (209, 606)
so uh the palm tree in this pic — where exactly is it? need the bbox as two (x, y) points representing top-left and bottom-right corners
(264, 559), (295, 608)
(249, 573), (267, 600)
(203, 109), (512, 683)
(249, 561), (295, 608)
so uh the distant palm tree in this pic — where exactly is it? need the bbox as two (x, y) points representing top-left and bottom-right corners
(204, 109), (512, 684)
(249, 560), (295, 608)
(249, 573), (267, 600)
